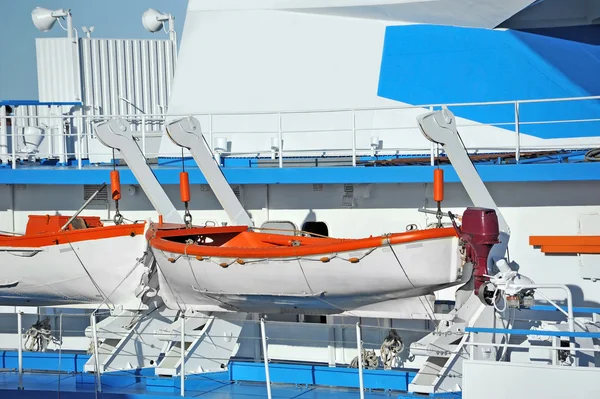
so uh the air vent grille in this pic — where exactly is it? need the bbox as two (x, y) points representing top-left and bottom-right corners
(83, 184), (108, 206)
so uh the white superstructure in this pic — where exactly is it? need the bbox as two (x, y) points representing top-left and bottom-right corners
(0, 2), (600, 397)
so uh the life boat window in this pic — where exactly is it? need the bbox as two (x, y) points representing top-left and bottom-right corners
(302, 222), (329, 238)
(303, 315), (327, 324)
(260, 221), (297, 236)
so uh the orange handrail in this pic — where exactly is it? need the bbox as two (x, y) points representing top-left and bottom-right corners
(147, 224), (458, 259)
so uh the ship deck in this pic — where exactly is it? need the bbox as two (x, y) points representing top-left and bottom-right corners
(0, 351), (459, 399)
(0, 372), (454, 399)
(1, 158), (600, 185)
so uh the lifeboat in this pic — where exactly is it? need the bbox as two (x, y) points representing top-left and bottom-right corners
(0, 214), (148, 307)
(146, 222), (463, 313)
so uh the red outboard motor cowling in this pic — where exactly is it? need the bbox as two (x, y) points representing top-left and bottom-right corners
(460, 207), (500, 293)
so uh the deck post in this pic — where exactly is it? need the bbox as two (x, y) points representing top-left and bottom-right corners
(77, 113), (82, 169)
(11, 116), (16, 169)
(429, 106), (435, 166)
(180, 314), (185, 397)
(356, 322), (365, 399)
(514, 101), (520, 163)
(17, 311), (23, 390)
(90, 312), (102, 392)
(260, 318), (272, 399)
(58, 313), (63, 393)
(351, 110), (356, 166)
(141, 114), (147, 156)
(277, 113), (283, 168)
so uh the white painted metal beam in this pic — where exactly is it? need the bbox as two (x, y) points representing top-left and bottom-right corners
(166, 116), (254, 227)
(417, 106), (510, 263)
(93, 118), (183, 224)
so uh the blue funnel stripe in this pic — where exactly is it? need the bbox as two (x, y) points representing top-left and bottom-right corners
(377, 24), (600, 139)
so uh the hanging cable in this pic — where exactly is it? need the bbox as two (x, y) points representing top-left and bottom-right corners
(180, 148), (193, 228)
(111, 149), (124, 225)
(67, 241), (114, 310)
(387, 240), (437, 321)
(153, 251), (186, 312)
(92, 251), (149, 314)
(433, 148), (444, 228)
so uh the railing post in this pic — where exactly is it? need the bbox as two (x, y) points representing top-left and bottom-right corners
(58, 313), (63, 393)
(59, 115), (67, 166)
(90, 312), (102, 393)
(260, 318), (272, 399)
(470, 333), (475, 360)
(209, 114), (213, 156)
(77, 114), (83, 170)
(17, 311), (23, 390)
(429, 106), (435, 166)
(141, 115), (147, 158)
(351, 110), (357, 167)
(514, 101), (520, 163)
(277, 113), (283, 168)
(11, 116), (16, 169)
(180, 314), (185, 397)
(356, 322), (365, 399)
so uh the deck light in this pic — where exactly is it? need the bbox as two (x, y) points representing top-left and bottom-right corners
(31, 7), (75, 42)
(142, 8), (176, 41)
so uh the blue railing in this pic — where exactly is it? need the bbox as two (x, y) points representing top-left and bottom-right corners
(0, 100), (82, 107)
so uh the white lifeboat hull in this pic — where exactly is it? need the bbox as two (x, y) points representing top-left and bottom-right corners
(148, 224), (463, 314)
(0, 219), (149, 308)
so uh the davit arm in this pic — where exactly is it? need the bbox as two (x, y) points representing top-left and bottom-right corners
(93, 119), (184, 224)
(417, 107), (530, 304)
(166, 116), (254, 227)
(417, 107), (509, 238)
(417, 107), (576, 328)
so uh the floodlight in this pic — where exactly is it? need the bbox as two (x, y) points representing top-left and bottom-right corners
(31, 7), (75, 42)
(31, 7), (69, 32)
(142, 8), (176, 41)
(142, 8), (171, 33)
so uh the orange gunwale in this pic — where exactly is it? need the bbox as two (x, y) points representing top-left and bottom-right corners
(147, 223), (458, 258)
(0, 222), (146, 248)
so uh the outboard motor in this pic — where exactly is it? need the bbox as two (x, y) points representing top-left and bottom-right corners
(460, 207), (500, 301)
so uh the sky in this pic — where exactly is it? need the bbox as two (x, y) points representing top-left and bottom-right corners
(0, 0), (188, 100)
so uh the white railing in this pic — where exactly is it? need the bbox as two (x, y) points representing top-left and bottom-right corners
(1, 307), (599, 395)
(1, 95), (600, 169)
(0, 310), (422, 396)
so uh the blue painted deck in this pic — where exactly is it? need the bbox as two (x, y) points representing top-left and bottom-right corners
(1, 162), (599, 185)
(0, 371), (460, 398)
(0, 351), (460, 399)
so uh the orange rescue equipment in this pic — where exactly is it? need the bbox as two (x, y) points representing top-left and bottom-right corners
(110, 170), (122, 201)
(180, 172), (191, 203)
(433, 168), (444, 203)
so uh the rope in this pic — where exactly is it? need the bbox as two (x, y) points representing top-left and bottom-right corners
(250, 226), (330, 239)
(387, 240), (437, 321)
(380, 329), (404, 370)
(153, 250), (186, 312)
(0, 229), (23, 236)
(23, 317), (61, 352)
(295, 258), (360, 317)
(92, 250), (149, 314)
(67, 241), (114, 309)
(350, 348), (379, 370)
(181, 244), (246, 312)
(585, 148), (600, 162)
